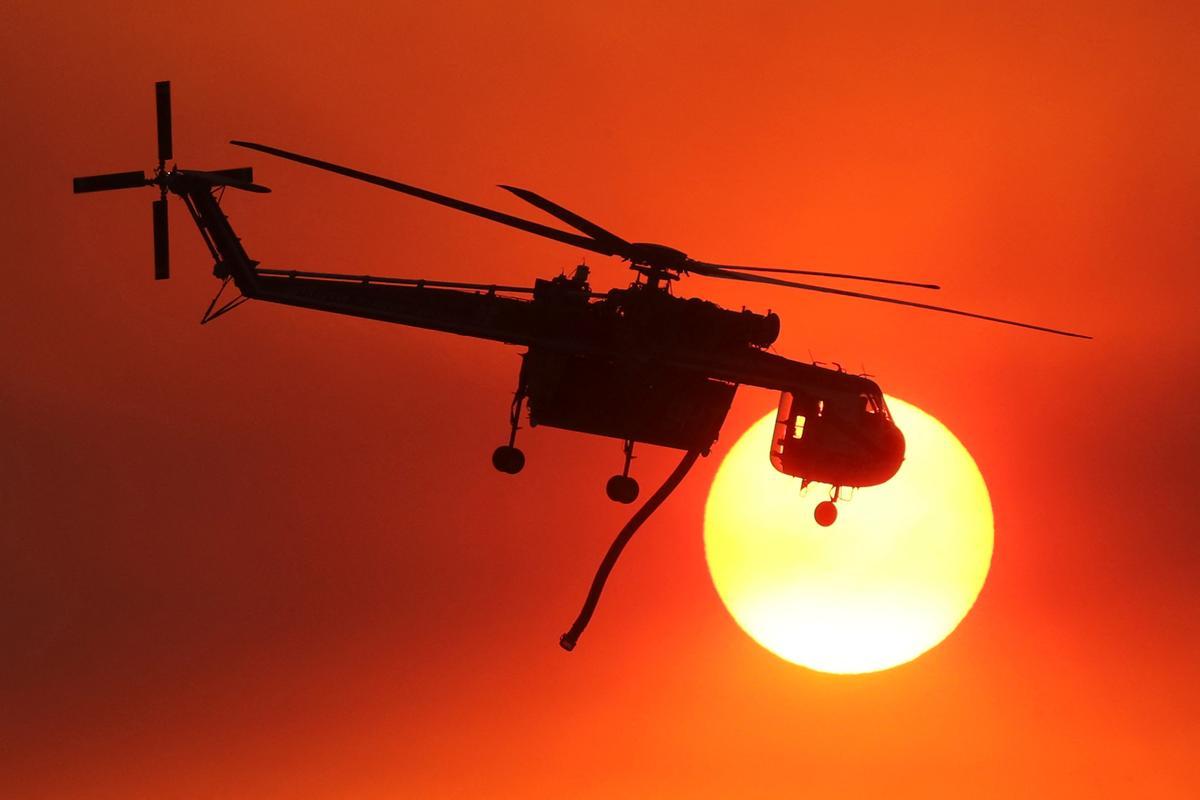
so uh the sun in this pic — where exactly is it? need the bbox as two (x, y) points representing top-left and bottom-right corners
(704, 396), (993, 674)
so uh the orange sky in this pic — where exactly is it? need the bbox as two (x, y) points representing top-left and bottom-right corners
(3, 2), (1198, 796)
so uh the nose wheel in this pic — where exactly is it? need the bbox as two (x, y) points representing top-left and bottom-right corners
(606, 439), (640, 504)
(813, 486), (843, 527)
(814, 500), (838, 527)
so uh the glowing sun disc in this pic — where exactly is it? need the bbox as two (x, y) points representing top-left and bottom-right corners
(704, 396), (993, 674)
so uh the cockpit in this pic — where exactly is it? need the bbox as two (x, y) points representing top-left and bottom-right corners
(769, 386), (903, 489)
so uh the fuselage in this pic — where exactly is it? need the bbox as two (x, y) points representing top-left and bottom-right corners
(185, 183), (905, 488)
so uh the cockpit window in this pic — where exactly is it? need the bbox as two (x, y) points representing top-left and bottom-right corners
(775, 391), (821, 448)
(775, 391), (794, 425)
(860, 392), (891, 418)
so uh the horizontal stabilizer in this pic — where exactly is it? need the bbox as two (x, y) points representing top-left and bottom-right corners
(211, 166), (254, 184)
(178, 168), (271, 193)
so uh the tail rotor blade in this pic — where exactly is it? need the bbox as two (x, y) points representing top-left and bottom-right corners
(152, 198), (169, 280)
(73, 170), (148, 193)
(155, 80), (173, 164)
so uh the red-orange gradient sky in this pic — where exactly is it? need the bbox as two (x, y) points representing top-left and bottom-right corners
(3, 2), (1197, 797)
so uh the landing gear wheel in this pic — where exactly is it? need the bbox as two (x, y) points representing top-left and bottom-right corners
(814, 500), (838, 527)
(492, 445), (525, 474)
(605, 475), (640, 504)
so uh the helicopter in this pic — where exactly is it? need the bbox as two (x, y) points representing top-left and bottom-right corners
(73, 83), (1089, 649)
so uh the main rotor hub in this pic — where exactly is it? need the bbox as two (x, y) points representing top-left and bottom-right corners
(627, 242), (690, 287)
(628, 242), (689, 271)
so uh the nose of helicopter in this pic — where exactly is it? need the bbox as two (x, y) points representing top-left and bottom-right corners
(876, 422), (906, 484)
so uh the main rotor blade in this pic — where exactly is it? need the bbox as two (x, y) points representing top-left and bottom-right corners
(689, 263), (1091, 338)
(152, 198), (169, 280)
(692, 261), (940, 290)
(73, 170), (148, 193)
(230, 140), (619, 257)
(155, 81), (173, 163)
(498, 185), (631, 252)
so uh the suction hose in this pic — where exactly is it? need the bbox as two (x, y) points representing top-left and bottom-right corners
(560, 448), (702, 651)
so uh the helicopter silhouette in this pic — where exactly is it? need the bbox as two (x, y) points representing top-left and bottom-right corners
(73, 83), (1089, 649)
